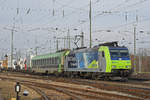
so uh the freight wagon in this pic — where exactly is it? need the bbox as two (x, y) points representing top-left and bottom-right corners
(2, 59), (8, 70)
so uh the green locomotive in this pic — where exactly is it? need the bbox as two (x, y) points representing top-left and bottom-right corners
(31, 42), (132, 79)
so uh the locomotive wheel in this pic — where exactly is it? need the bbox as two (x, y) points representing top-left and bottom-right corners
(91, 73), (98, 80)
(120, 77), (128, 82)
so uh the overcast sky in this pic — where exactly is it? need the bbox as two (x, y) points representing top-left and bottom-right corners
(0, 0), (150, 57)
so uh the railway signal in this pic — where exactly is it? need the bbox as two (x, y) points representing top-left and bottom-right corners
(15, 82), (21, 100)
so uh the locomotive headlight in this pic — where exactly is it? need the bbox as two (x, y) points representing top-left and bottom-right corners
(112, 66), (116, 68)
(126, 66), (130, 68)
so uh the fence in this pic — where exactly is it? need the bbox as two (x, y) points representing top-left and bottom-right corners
(131, 48), (150, 73)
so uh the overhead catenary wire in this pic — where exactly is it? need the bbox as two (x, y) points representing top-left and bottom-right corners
(0, 0), (150, 50)
(71, 0), (149, 30)
(0, 0), (130, 31)
(29, 0), (100, 28)
(2, 0), (76, 30)
(0, 0), (149, 30)
(8, 0), (99, 32)
(93, 17), (150, 33)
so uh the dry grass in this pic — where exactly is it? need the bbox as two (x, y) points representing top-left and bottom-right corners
(0, 80), (41, 100)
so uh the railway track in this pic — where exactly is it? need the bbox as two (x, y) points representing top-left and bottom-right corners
(22, 80), (85, 100)
(25, 85), (51, 100)
(70, 79), (150, 99)
(1, 72), (150, 100)
(0, 73), (89, 100)
(23, 80), (144, 100)
(0, 77), (143, 100)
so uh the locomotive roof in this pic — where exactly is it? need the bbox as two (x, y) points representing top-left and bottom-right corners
(71, 47), (97, 53)
(94, 41), (119, 48)
(32, 51), (69, 60)
(109, 46), (128, 50)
